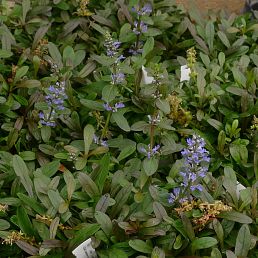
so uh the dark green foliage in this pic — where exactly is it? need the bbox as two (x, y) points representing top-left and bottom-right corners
(0, 0), (257, 257)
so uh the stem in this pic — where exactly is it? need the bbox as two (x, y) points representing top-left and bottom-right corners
(150, 123), (155, 149)
(101, 111), (112, 139)
(134, 17), (142, 96)
(135, 69), (142, 96)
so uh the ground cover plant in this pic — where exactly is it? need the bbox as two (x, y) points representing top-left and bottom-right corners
(0, 0), (258, 257)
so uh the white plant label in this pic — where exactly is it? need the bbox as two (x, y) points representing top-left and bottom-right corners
(141, 65), (154, 84)
(72, 238), (97, 258)
(180, 65), (191, 82)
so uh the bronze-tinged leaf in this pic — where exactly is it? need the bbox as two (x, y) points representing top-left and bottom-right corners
(153, 202), (167, 220)
(49, 217), (60, 239)
(16, 240), (39, 255)
(92, 15), (115, 29)
(95, 194), (110, 213)
(41, 239), (66, 248)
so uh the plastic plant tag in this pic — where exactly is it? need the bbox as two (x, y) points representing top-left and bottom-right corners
(72, 238), (97, 258)
(180, 65), (191, 82)
(141, 65), (154, 84)
(236, 181), (246, 198)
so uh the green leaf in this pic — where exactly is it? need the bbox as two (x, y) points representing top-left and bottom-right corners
(181, 213), (195, 241)
(212, 219), (224, 245)
(75, 157), (87, 170)
(0, 219), (10, 230)
(13, 155), (34, 197)
(63, 46), (75, 67)
(80, 99), (105, 111)
(226, 250), (237, 258)
(73, 50), (86, 67)
(112, 111), (130, 132)
(110, 185), (132, 218)
(217, 31), (230, 48)
(83, 124), (95, 156)
(119, 23), (135, 43)
(107, 248), (128, 258)
(39, 144), (57, 156)
(206, 118), (223, 131)
(78, 61), (96, 78)
(239, 188), (252, 211)
(14, 66), (29, 82)
(95, 154), (110, 193)
(17, 206), (34, 236)
(205, 21), (214, 51)
(191, 237), (218, 251)
(102, 85), (119, 103)
(129, 239), (153, 254)
(218, 52), (225, 67)
(211, 248), (222, 258)
(42, 160), (60, 177)
(95, 211), (112, 236)
(22, 0), (30, 23)
(153, 202), (167, 220)
(48, 42), (62, 68)
(235, 224), (251, 256)
(143, 157), (159, 176)
(68, 224), (100, 250)
(78, 172), (100, 198)
(151, 247), (165, 258)
(64, 170), (75, 201)
(19, 151), (36, 161)
(90, 22), (107, 35)
(49, 217), (60, 239)
(155, 99), (170, 114)
(17, 193), (46, 214)
(0, 49), (13, 58)
(231, 67), (246, 87)
(142, 37), (154, 58)
(48, 190), (65, 211)
(218, 211), (252, 224)
(17, 80), (41, 89)
(229, 141), (248, 165)
(41, 126), (51, 143)
(95, 194), (111, 213)
(117, 145), (136, 161)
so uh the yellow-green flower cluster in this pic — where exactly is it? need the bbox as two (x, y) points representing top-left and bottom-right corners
(76, 0), (92, 16)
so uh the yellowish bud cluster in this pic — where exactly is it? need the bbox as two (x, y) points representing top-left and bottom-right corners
(0, 204), (8, 213)
(76, 0), (92, 16)
(175, 200), (232, 229)
(166, 94), (192, 127)
(2, 231), (36, 246)
(36, 214), (72, 230)
(250, 115), (258, 131)
(186, 47), (197, 77)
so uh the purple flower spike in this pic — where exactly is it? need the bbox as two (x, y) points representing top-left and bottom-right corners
(168, 134), (210, 205)
(103, 103), (113, 111)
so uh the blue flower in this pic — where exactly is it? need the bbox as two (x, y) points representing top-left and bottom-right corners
(168, 134), (210, 204)
(103, 102), (125, 112)
(39, 80), (67, 127)
(133, 21), (148, 35)
(111, 72), (125, 84)
(132, 4), (152, 16)
(139, 144), (160, 159)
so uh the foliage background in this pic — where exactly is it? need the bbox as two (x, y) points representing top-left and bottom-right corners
(0, 0), (257, 257)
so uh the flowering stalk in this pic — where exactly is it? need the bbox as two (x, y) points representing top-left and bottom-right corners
(39, 79), (67, 127)
(148, 113), (160, 149)
(131, 3), (152, 54)
(130, 3), (152, 95)
(168, 134), (210, 204)
(101, 101), (125, 138)
(104, 32), (125, 85)
(140, 144), (160, 159)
